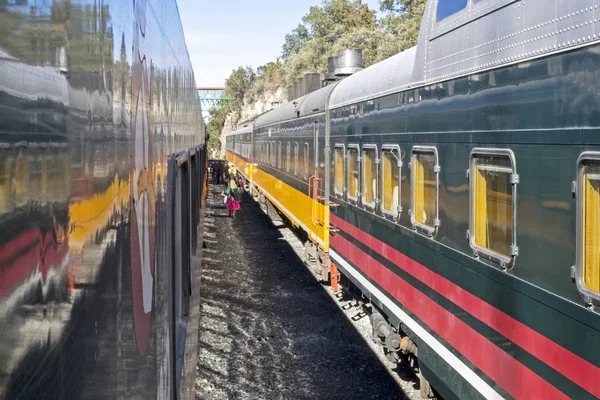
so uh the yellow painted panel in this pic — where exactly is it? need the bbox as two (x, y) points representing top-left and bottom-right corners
(583, 169), (600, 293)
(382, 149), (399, 214)
(347, 148), (359, 199)
(474, 166), (488, 249)
(334, 148), (344, 193)
(253, 166), (328, 249)
(472, 156), (513, 257)
(413, 152), (437, 228)
(363, 148), (377, 205)
(413, 157), (425, 224)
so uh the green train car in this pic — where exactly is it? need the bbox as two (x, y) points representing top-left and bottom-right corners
(227, 0), (600, 398)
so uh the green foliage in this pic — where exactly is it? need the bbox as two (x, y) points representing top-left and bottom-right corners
(206, 101), (232, 155)
(280, 0), (425, 85)
(378, 0), (426, 45)
(224, 66), (256, 106)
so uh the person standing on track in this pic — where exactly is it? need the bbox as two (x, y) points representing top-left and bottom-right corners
(223, 177), (241, 217)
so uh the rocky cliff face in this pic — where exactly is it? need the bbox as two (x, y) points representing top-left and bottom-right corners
(219, 87), (286, 158)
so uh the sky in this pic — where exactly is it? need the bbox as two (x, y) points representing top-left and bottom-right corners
(178, 0), (383, 88)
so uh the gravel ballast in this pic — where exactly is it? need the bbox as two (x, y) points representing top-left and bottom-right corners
(196, 184), (421, 400)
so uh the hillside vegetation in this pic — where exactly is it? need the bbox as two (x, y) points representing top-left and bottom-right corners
(207, 0), (426, 156)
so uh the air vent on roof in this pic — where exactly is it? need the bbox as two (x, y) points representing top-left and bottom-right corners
(335, 49), (363, 77)
(303, 73), (321, 96)
(299, 77), (306, 97)
(325, 56), (337, 82)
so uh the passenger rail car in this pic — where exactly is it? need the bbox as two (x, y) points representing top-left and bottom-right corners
(0, 1), (206, 399)
(227, 0), (600, 398)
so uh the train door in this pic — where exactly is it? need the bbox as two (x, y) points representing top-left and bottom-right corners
(308, 120), (328, 250)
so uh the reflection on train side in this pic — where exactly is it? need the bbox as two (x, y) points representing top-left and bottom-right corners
(0, 143), (70, 302)
(67, 173), (129, 299)
(0, 143), (70, 394)
(0, 140), (132, 396)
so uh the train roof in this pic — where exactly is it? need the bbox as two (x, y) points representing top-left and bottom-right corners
(253, 95), (307, 128)
(254, 82), (339, 129)
(234, 0), (600, 127)
(298, 82), (338, 116)
(226, 123), (253, 137)
(334, 0), (600, 108)
(329, 47), (416, 110)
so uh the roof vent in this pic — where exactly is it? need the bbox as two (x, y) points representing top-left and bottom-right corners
(298, 76), (305, 97)
(334, 49), (363, 77)
(325, 56), (338, 82)
(303, 73), (321, 96)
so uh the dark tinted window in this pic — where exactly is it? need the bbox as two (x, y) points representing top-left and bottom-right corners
(437, 0), (468, 21)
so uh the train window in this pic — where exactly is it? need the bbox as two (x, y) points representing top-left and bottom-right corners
(469, 149), (518, 267)
(347, 145), (359, 201)
(410, 146), (439, 236)
(294, 143), (299, 176)
(286, 143), (291, 173)
(362, 145), (378, 209)
(381, 145), (401, 218)
(576, 153), (600, 302)
(334, 144), (345, 197)
(271, 141), (276, 166)
(437, 0), (468, 21)
(173, 153), (192, 319)
(304, 143), (310, 179)
(277, 141), (282, 169)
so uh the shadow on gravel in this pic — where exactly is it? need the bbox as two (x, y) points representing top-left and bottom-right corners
(196, 185), (410, 400)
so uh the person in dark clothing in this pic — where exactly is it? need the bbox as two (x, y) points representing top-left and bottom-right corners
(214, 161), (223, 184)
(210, 162), (217, 183)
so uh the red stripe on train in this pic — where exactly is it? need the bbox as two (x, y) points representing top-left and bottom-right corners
(331, 215), (600, 397)
(331, 214), (600, 398)
(332, 234), (566, 399)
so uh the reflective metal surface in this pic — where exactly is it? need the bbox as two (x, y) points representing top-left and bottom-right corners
(0, 0), (204, 398)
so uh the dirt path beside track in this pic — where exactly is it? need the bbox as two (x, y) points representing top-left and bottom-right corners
(196, 183), (418, 400)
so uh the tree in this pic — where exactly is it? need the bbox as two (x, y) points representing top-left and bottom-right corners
(281, 0), (376, 61)
(378, 0), (426, 46)
(280, 0), (378, 84)
(225, 66), (256, 106)
(282, 23), (310, 59)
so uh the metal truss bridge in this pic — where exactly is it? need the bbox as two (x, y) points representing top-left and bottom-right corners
(197, 87), (229, 111)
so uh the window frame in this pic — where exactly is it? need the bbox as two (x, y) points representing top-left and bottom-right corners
(271, 141), (276, 166)
(410, 146), (440, 237)
(575, 151), (600, 305)
(277, 141), (282, 169)
(346, 144), (360, 203)
(361, 144), (378, 210)
(294, 142), (299, 176)
(380, 144), (402, 219)
(286, 142), (291, 173)
(303, 143), (310, 180)
(436, 0), (468, 21)
(333, 143), (346, 198)
(468, 148), (518, 268)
